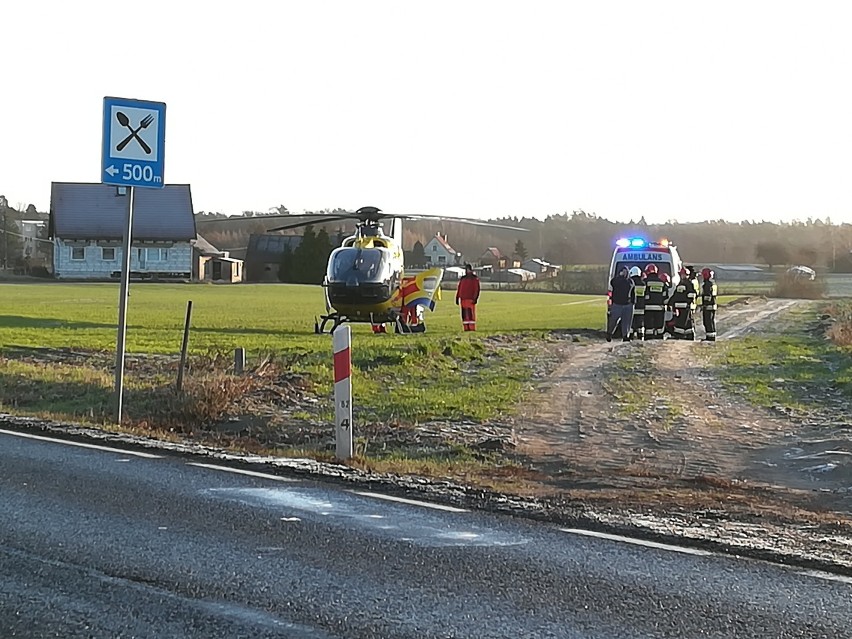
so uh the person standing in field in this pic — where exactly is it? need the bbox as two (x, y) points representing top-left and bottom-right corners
(629, 266), (646, 340)
(456, 263), (480, 331)
(606, 266), (635, 342)
(701, 268), (718, 341)
(643, 264), (668, 339)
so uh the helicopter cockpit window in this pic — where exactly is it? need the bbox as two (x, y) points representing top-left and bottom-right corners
(328, 248), (391, 284)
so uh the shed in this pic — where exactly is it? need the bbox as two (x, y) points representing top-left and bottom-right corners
(193, 234), (244, 283)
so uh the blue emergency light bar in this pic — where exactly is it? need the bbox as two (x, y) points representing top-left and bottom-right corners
(616, 237), (671, 248)
(616, 237), (646, 248)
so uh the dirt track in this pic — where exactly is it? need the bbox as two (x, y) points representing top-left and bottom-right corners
(514, 298), (851, 514)
(507, 297), (852, 568)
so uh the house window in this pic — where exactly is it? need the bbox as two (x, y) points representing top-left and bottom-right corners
(432, 245), (437, 252)
(146, 248), (168, 261)
(438, 255), (447, 264)
(70, 247), (85, 260)
(102, 247), (116, 261)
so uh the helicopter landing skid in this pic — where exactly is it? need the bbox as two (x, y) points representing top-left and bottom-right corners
(315, 314), (348, 335)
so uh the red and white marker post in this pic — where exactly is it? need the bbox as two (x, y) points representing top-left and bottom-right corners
(332, 325), (353, 460)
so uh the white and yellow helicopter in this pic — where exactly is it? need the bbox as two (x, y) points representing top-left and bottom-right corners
(251, 206), (526, 333)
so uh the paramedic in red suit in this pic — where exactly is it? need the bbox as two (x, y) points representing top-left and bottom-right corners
(456, 263), (480, 331)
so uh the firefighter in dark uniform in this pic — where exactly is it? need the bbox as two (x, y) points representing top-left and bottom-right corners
(670, 268), (697, 340)
(701, 268), (718, 341)
(686, 265), (701, 332)
(628, 266), (646, 340)
(643, 264), (668, 339)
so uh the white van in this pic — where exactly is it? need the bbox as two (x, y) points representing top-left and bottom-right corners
(606, 237), (684, 324)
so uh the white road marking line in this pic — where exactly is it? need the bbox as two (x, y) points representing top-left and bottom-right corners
(187, 462), (299, 482)
(560, 528), (713, 556)
(559, 299), (602, 306)
(799, 570), (852, 585)
(0, 429), (161, 458)
(351, 490), (468, 512)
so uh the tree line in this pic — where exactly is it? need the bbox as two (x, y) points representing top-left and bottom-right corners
(197, 207), (852, 272)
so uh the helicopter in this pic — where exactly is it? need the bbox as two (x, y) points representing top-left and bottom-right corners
(216, 206), (528, 334)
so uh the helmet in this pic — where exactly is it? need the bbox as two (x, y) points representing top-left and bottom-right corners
(660, 273), (670, 283)
(701, 268), (714, 280)
(679, 267), (688, 276)
(628, 266), (642, 277)
(644, 264), (658, 275)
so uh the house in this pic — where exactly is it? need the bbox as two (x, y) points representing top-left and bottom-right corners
(244, 233), (302, 282)
(479, 247), (508, 270)
(16, 219), (47, 259)
(49, 183), (197, 280)
(11, 218), (51, 274)
(424, 232), (461, 267)
(193, 234), (244, 283)
(521, 258), (561, 278)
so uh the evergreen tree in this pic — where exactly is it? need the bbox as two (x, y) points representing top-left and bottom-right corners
(278, 244), (294, 282)
(291, 226), (320, 284)
(412, 240), (426, 267)
(514, 239), (528, 261)
(314, 228), (333, 282)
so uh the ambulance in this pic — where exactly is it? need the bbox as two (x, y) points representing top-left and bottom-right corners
(606, 237), (684, 325)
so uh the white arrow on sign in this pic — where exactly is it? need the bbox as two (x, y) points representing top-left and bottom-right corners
(105, 165), (119, 177)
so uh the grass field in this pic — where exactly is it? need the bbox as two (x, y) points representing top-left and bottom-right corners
(0, 283), (606, 430)
(0, 282), (604, 355)
(715, 301), (852, 411)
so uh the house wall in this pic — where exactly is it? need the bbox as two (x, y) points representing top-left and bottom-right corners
(54, 240), (192, 279)
(424, 238), (456, 266)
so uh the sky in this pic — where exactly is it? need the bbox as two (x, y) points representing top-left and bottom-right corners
(3, 1), (852, 224)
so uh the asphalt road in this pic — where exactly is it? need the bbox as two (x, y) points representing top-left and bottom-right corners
(0, 429), (849, 639)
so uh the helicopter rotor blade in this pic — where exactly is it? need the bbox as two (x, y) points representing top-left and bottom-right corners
(196, 208), (530, 232)
(373, 213), (530, 232)
(196, 212), (360, 225)
(265, 215), (358, 233)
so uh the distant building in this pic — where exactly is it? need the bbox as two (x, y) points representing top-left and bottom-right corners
(442, 266), (466, 281)
(424, 232), (462, 267)
(193, 234), (244, 283)
(49, 183), (196, 280)
(479, 247), (508, 270)
(521, 258), (561, 278)
(244, 233), (302, 282)
(705, 264), (773, 281)
(16, 220), (47, 259)
(492, 268), (537, 283)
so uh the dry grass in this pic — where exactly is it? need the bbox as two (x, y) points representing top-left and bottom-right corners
(772, 273), (826, 299)
(822, 300), (852, 346)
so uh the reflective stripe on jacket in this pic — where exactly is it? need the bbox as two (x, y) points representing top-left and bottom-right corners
(644, 275), (668, 311)
(631, 276), (647, 313)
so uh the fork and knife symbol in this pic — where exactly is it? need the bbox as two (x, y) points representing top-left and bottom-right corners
(115, 112), (154, 154)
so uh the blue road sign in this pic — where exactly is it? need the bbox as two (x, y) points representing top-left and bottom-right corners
(101, 97), (166, 189)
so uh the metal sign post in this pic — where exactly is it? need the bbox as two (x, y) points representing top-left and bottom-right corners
(332, 326), (353, 460)
(102, 96), (166, 423)
(114, 187), (134, 421)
